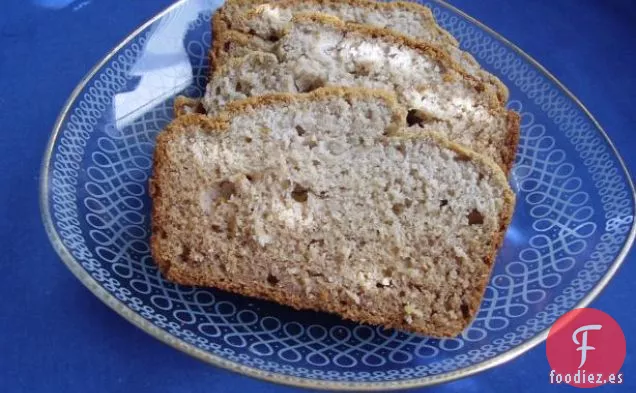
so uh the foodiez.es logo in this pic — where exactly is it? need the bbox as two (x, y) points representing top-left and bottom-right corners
(546, 308), (626, 388)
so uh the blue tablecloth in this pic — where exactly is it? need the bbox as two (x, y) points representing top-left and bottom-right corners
(1, 0), (634, 391)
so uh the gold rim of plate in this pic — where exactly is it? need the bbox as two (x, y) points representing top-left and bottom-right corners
(38, 0), (636, 390)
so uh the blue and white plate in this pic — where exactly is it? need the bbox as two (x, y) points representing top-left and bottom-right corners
(40, 0), (635, 390)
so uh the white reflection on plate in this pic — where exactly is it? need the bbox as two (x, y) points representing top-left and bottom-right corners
(114, 0), (211, 130)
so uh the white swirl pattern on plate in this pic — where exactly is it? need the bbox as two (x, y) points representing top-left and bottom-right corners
(47, 1), (634, 383)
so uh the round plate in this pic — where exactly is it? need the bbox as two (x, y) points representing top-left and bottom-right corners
(40, 0), (635, 390)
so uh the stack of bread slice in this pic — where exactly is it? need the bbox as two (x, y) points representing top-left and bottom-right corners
(151, 0), (519, 337)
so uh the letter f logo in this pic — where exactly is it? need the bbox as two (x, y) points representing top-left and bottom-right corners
(572, 324), (602, 368)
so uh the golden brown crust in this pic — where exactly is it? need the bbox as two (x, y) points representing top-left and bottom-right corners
(150, 90), (516, 336)
(173, 96), (206, 117)
(502, 110), (521, 175)
(210, 10), (227, 77)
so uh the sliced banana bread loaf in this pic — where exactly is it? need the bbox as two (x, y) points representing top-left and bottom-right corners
(202, 14), (519, 173)
(151, 88), (515, 337)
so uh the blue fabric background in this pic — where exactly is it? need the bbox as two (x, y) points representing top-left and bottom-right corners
(0, 0), (634, 391)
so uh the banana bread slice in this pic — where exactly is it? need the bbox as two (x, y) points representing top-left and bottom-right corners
(151, 87), (515, 337)
(211, 0), (507, 102)
(213, 0), (457, 47)
(201, 13), (519, 173)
